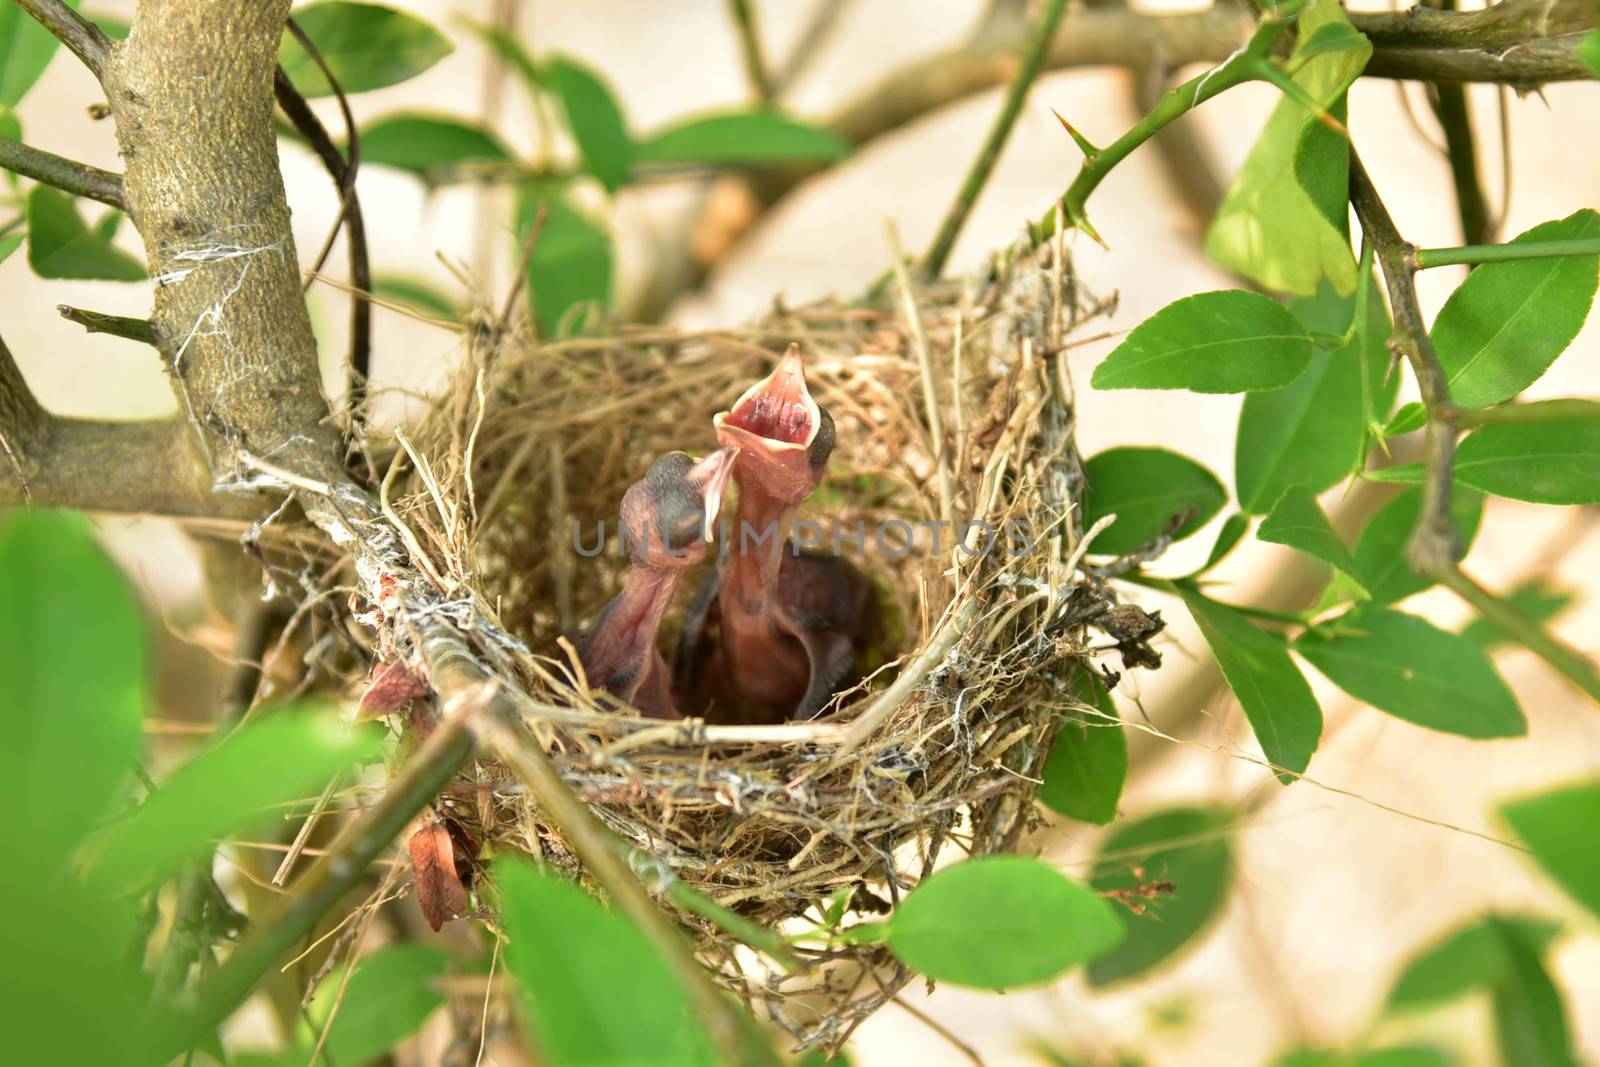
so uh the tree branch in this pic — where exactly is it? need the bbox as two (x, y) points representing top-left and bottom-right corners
(57, 305), (158, 345)
(0, 134), (124, 207)
(16, 0), (111, 80)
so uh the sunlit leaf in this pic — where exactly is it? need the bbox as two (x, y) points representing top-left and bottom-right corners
(516, 183), (612, 335)
(887, 856), (1124, 990)
(1429, 210), (1600, 409)
(637, 110), (850, 166)
(1087, 806), (1234, 986)
(1236, 281), (1394, 512)
(1206, 0), (1369, 295)
(1040, 674), (1126, 825)
(1501, 781), (1600, 921)
(0, 0), (78, 108)
(280, 1), (452, 97)
(1385, 913), (1560, 1012)
(1179, 590), (1322, 778)
(1080, 447), (1227, 554)
(357, 113), (510, 181)
(1294, 608), (1525, 739)
(0, 510), (145, 871)
(26, 185), (146, 281)
(496, 860), (714, 1067)
(545, 55), (632, 192)
(95, 709), (382, 889)
(1258, 485), (1362, 585)
(306, 945), (448, 1067)
(1092, 290), (1313, 393)
(1448, 408), (1600, 504)
(1350, 487), (1484, 606)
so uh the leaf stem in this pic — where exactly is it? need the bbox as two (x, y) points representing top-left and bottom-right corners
(1454, 398), (1600, 428)
(920, 0), (1069, 278)
(1414, 237), (1600, 268)
(1438, 567), (1600, 707)
(0, 135), (124, 208)
(725, 0), (776, 103)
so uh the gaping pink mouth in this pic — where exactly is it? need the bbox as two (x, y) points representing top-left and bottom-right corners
(717, 345), (819, 448)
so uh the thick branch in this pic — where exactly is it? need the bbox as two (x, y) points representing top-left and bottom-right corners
(1356, 0), (1594, 49)
(16, 0), (111, 79)
(0, 135), (124, 207)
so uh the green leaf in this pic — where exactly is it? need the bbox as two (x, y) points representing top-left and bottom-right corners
(0, 232), (20, 265)
(307, 945), (448, 1067)
(545, 55), (632, 192)
(279, 2), (452, 97)
(1501, 781), (1600, 921)
(1385, 913), (1560, 1012)
(458, 21), (542, 98)
(1040, 674), (1126, 825)
(1274, 1048), (1453, 1067)
(1460, 580), (1574, 649)
(1384, 402), (1425, 437)
(372, 273), (461, 319)
(516, 183), (612, 336)
(1352, 487), (1484, 605)
(0, 0), (78, 108)
(1179, 590), (1322, 778)
(636, 110), (850, 166)
(1080, 447), (1227, 555)
(496, 860), (714, 1067)
(1087, 807), (1234, 986)
(26, 185), (146, 281)
(0, 510), (145, 870)
(1448, 408), (1600, 504)
(1429, 210), (1600, 409)
(357, 113), (510, 181)
(1091, 290), (1313, 393)
(1206, 0), (1369, 295)
(1580, 32), (1600, 76)
(95, 709), (382, 889)
(1193, 511), (1251, 575)
(1491, 921), (1580, 1067)
(1236, 281), (1394, 512)
(1258, 485), (1362, 586)
(1293, 608), (1525, 739)
(887, 856), (1124, 990)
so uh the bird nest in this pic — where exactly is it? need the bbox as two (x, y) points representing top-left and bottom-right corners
(382, 244), (1153, 1048)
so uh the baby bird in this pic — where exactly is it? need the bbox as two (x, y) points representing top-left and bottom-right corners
(579, 447), (738, 719)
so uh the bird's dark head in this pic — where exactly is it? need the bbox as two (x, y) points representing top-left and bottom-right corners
(713, 344), (834, 508)
(619, 446), (739, 568)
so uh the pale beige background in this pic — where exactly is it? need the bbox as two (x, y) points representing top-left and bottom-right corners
(5, 2), (1600, 1065)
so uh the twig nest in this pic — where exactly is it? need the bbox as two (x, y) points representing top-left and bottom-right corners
(391, 246), (1147, 1042)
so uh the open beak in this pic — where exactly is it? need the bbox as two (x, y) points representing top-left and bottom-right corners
(713, 345), (822, 458)
(686, 445), (739, 540)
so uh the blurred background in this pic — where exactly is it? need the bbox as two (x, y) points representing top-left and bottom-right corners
(5, 1), (1600, 1063)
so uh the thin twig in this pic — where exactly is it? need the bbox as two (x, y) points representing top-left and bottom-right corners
(0, 135), (123, 207)
(57, 305), (156, 345)
(920, 0), (1068, 279)
(887, 223), (954, 529)
(1439, 568), (1600, 706)
(1415, 237), (1600, 268)
(726, 0), (775, 103)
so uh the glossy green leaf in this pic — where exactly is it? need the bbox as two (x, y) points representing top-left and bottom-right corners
(372, 273), (460, 319)
(1385, 914), (1560, 1012)
(545, 55), (632, 192)
(1080, 447), (1227, 554)
(1449, 410), (1600, 504)
(1206, 0), (1369, 295)
(1087, 807), (1234, 986)
(1460, 581), (1574, 649)
(1501, 781), (1600, 921)
(26, 186), (145, 281)
(307, 945), (448, 1067)
(1258, 485), (1361, 585)
(888, 856), (1124, 990)
(1491, 922), (1580, 1067)
(516, 183), (612, 336)
(1383, 401), (1425, 437)
(1040, 674), (1126, 825)
(1580, 32), (1600, 76)
(1179, 590), (1322, 778)
(1236, 281), (1394, 512)
(0, 510), (145, 870)
(95, 709), (382, 888)
(0, 0), (77, 108)
(279, 2), (452, 97)
(1352, 487), (1484, 605)
(1092, 290), (1313, 393)
(1429, 210), (1600, 408)
(1194, 511), (1251, 575)
(496, 860), (714, 1067)
(1294, 608), (1525, 739)
(636, 110), (850, 166)
(357, 113), (509, 181)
